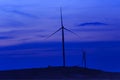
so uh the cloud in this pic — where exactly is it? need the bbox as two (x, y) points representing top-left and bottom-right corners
(78, 22), (108, 26)
(72, 28), (119, 32)
(7, 29), (45, 34)
(0, 29), (46, 41)
(10, 10), (39, 19)
(0, 20), (25, 27)
(0, 29), (45, 37)
(0, 36), (13, 40)
(36, 35), (46, 38)
(1, 7), (38, 19)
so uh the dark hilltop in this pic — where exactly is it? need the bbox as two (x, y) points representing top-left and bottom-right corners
(0, 66), (120, 80)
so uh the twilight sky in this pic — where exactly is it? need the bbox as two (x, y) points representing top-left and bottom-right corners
(0, 0), (120, 46)
(0, 0), (120, 71)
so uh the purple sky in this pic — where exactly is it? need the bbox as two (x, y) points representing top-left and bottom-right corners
(0, 0), (120, 46)
(0, 0), (120, 71)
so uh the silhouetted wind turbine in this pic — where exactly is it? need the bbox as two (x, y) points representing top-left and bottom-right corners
(82, 50), (87, 68)
(46, 7), (80, 67)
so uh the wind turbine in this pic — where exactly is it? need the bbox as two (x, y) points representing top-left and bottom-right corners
(82, 50), (87, 68)
(46, 7), (80, 67)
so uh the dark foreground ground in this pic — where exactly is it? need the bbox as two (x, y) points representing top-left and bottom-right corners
(0, 66), (120, 80)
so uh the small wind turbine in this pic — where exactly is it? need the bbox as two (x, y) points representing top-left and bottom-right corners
(82, 50), (87, 68)
(46, 7), (80, 67)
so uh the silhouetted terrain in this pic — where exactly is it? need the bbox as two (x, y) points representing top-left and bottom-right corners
(0, 66), (120, 80)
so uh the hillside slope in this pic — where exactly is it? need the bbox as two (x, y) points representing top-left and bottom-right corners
(0, 66), (120, 80)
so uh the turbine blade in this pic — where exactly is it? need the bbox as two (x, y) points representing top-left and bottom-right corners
(64, 28), (80, 38)
(45, 28), (62, 39)
(60, 7), (64, 27)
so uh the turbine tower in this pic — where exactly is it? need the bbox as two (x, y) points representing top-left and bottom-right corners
(82, 50), (87, 68)
(46, 7), (80, 67)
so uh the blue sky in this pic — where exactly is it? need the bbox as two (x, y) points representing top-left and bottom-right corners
(0, 0), (120, 71)
(0, 0), (120, 46)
